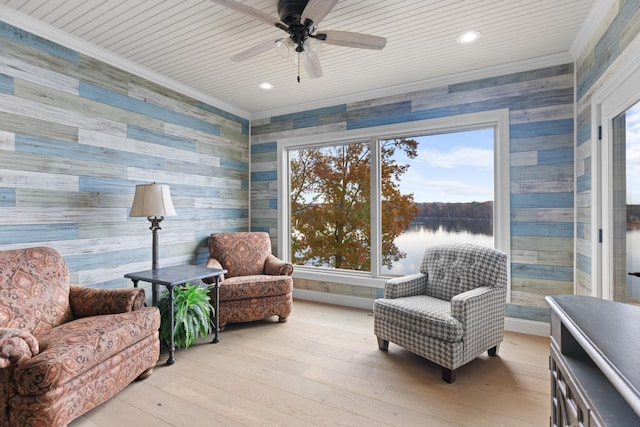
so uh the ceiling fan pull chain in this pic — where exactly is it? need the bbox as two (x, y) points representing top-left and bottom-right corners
(297, 52), (301, 83)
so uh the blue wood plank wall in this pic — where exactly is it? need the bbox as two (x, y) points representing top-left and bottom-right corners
(575, 0), (640, 296)
(251, 64), (575, 322)
(0, 21), (250, 292)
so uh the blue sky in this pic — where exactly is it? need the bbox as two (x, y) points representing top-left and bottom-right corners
(390, 128), (495, 203)
(626, 101), (640, 203)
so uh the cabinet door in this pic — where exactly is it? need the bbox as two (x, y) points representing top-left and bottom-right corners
(550, 350), (592, 426)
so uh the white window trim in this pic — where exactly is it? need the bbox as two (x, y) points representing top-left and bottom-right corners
(277, 109), (511, 294)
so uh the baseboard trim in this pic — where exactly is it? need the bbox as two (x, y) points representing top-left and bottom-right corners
(504, 317), (550, 337)
(293, 289), (375, 311)
(293, 289), (550, 337)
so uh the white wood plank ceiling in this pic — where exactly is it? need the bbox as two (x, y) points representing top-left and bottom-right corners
(1, 0), (598, 117)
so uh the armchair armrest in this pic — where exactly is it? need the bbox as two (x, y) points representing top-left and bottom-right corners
(450, 286), (506, 323)
(451, 286), (507, 355)
(384, 273), (428, 299)
(69, 285), (146, 318)
(205, 258), (225, 282)
(0, 328), (39, 368)
(264, 254), (294, 276)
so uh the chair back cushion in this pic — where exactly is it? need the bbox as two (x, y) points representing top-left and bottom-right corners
(0, 247), (73, 336)
(208, 232), (272, 278)
(420, 243), (507, 301)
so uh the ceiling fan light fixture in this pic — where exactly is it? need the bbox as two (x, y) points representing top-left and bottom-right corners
(457, 30), (481, 44)
(276, 38), (294, 57)
(259, 82), (274, 90)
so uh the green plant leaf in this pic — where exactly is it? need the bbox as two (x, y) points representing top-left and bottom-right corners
(155, 281), (215, 349)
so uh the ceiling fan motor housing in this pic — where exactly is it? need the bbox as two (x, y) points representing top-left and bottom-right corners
(277, 0), (309, 25)
(277, 0), (314, 52)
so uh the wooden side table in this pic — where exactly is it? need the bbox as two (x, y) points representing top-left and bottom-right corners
(125, 264), (227, 365)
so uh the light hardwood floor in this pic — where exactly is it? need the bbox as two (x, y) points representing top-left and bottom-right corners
(69, 300), (550, 427)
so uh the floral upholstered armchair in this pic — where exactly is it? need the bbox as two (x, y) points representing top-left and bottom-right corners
(0, 247), (160, 427)
(373, 243), (507, 383)
(206, 232), (293, 329)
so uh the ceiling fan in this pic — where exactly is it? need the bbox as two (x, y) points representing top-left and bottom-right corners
(210, 0), (387, 82)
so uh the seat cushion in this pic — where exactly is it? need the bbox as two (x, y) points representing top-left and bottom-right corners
(12, 307), (160, 395)
(217, 275), (293, 302)
(373, 295), (463, 342)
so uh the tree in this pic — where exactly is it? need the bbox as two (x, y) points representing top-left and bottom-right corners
(290, 139), (418, 271)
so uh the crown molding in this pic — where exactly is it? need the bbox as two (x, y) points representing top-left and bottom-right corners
(251, 52), (573, 120)
(0, 5), (250, 120)
(569, 0), (617, 60)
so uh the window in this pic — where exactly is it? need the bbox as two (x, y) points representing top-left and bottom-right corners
(290, 142), (372, 271)
(381, 129), (495, 276)
(278, 110), (510, 289)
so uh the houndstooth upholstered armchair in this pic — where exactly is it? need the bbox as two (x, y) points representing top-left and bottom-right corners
(373, 243), (508, 383)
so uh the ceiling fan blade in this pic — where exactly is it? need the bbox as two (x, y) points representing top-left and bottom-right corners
(318, 30), (387, 50)
(302, 51), (323, 79)
(209, 0), (285, 29)
(231, 39), (277, 62)
(301, 0), (338, 26)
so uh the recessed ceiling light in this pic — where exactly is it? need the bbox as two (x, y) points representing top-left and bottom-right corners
(457, 30), (481, 44)
(259, 82), (274, 90)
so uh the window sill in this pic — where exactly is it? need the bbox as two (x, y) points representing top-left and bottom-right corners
(292, 266), (389, 288)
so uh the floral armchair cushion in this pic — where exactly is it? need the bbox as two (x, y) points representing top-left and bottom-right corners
(0, 247), (73, 336)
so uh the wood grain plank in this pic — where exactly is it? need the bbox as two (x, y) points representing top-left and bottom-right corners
(126, 167), (241, 190)
(15, 79), (164, 131)
(128, 83), (244, 133)
(511, 178), (573, 194)
(511, 236), (573, 252)
(0, 207), (126, 224)
(0, 111), (78, 141)
(0, 93), (127, 137)
(412, 74), (573, 111)
(80, 129), (221, 168)
(0, 130), (15, 150)
(509, 103), (574, 124)
(0, 168), (78, 191)
(0, 53), (79, 95)
(510, 151), (537, 167)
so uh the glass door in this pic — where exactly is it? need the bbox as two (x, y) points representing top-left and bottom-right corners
(613, 101), (640, 304)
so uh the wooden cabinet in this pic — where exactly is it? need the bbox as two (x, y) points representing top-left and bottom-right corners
(546, 295), (640, 426)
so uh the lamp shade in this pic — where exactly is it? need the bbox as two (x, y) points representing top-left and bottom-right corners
(129, 183), (177, 218)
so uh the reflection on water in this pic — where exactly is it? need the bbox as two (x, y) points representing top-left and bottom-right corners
(626, 228), (640, 298)
(383, 219), (493, 276)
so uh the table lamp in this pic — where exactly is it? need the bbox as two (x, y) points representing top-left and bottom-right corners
(130, 183), (176, 270)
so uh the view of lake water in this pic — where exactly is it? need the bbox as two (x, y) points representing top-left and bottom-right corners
(626, 228), (640, 298)
(383, 219), (493, 276)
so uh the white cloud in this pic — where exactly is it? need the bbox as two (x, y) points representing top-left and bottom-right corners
(401, 176), (493, 203)
(416, 146), (493, 169)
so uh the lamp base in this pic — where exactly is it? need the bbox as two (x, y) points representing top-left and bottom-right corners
(148, 216), (164, 270)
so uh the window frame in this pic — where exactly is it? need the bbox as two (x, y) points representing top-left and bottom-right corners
(277, 109), (511, 294)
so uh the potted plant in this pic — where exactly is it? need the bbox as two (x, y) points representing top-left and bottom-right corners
(156, 282), (214, 349)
